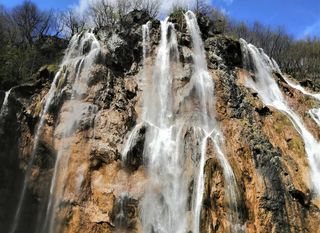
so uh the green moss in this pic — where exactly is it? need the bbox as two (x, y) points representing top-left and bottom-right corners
(46, 64), (59, 74)
(39, 64), (59, 75)
(287, 138), (305, 155)
(272, 111), (305, 156)
(303, 96), (318, 109)
(56, 72), (66, 91)
(273, 112), (292, 134)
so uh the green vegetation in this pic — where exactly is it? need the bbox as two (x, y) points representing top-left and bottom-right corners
(272, 111), (292, 134)
(205, 6), (320, 82)
(0, 0), (319, 90)
(0, 1), (66, 90)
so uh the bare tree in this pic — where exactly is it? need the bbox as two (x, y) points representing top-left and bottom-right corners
(194, 0), (210, 15)
(60, 9), (86, 38)
(135, 0), (160, 18)
(89, 0), (160, 29)
(89, 0), (117, 28)
(12, 0), (53, 45)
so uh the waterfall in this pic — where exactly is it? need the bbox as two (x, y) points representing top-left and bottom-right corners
(185, 11), (244, 233)
(240, 39), (320, 196)
(42, 31), (101, 233)
(122, 12), (243, 233)
(10, 66), (62, 233)
(139, 18), (188, 233)
(309, 109), (320, 126)
(142, 22), (151, 63)
(0, 89), (12, 117)
(9, 31), (101, 233)
(283, 77), (320, 127)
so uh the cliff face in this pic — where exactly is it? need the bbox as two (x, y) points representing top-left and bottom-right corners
(0, 10), (320, 233)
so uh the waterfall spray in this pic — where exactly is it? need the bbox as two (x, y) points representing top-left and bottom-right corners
(122, 12), (244, 233)
(42, 32), (101, 233)
(185, 11), (244, 233)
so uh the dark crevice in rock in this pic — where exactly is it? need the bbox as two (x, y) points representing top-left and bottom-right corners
(123, 125), (146, 172)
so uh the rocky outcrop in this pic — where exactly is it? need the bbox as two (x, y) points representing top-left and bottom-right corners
(0, 10), (319, 233)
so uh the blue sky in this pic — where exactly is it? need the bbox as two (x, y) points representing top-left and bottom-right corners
(214, 0), (320, 39)
(1, 0), (319, 39)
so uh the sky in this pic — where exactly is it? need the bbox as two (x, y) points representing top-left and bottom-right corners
(1, 0), (320, 39)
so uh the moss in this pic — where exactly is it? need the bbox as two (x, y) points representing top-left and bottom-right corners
(287, 138), (305, 155)
(272, 112), (292, 134)
(39, 64), (59, 75)
(302, 96), (318, 109)
(56, 72), (66, 91)
(46, 64), (59, 74)
(271, 111), (305, 157)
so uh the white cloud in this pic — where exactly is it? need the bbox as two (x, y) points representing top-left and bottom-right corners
(301, 19), (320, 38)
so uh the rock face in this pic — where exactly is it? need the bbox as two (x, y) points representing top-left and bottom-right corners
(0, 10), (320, 233)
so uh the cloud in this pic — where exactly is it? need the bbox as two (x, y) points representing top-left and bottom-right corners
(301, 19), (320, 38)
(217, 0), (234, 5)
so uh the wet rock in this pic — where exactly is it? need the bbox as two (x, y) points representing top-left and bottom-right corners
(0, 90), (5, 108)
(111, 195), (138, 230)
(90, 146), (118, 169)
(124, 125), (146, 172)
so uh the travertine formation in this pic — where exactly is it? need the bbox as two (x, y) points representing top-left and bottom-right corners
(0, 10), (320, 233)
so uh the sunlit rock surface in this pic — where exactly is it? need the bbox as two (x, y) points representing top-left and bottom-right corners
(1, 10), (320, 233)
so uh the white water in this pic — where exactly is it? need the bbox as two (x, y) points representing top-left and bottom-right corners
(9, 32), (98, 233)
(309, 108), (320, 126)
(122, 22), (151, 162)
(185, 11), (243, 233)
(0, 89), (12, 117)
(42, 31), (100, 233)
(240, 39), (320, 196)
(142, 22), (151, 63)
(7, 31), (101, 233)
(139, 18), (188, 233)
(122, 12), (243, 233)
(283, 76), (320, 127)
(10, 69), (63, 233)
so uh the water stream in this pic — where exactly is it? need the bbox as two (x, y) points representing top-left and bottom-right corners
(240, 39), (320, 196)
(42, 31), (101, 233)
(9, 31), (101, 233)
(122, 11), (243, 233)
(283, 76), (320, 127)
(0, 89), (12, 117)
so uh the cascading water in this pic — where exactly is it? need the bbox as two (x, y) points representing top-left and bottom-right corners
(10, 59), (63, 233)
(9, 31), (101, 233)
(283, 77), (320, 127)
(122, 11), (243, 233)
(0, 89), (12, 117)
(42, 31), (101, 233)
(139, 18), (188, 233)
(240, 39), (320, 196)
(184, 11), (243, 233)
